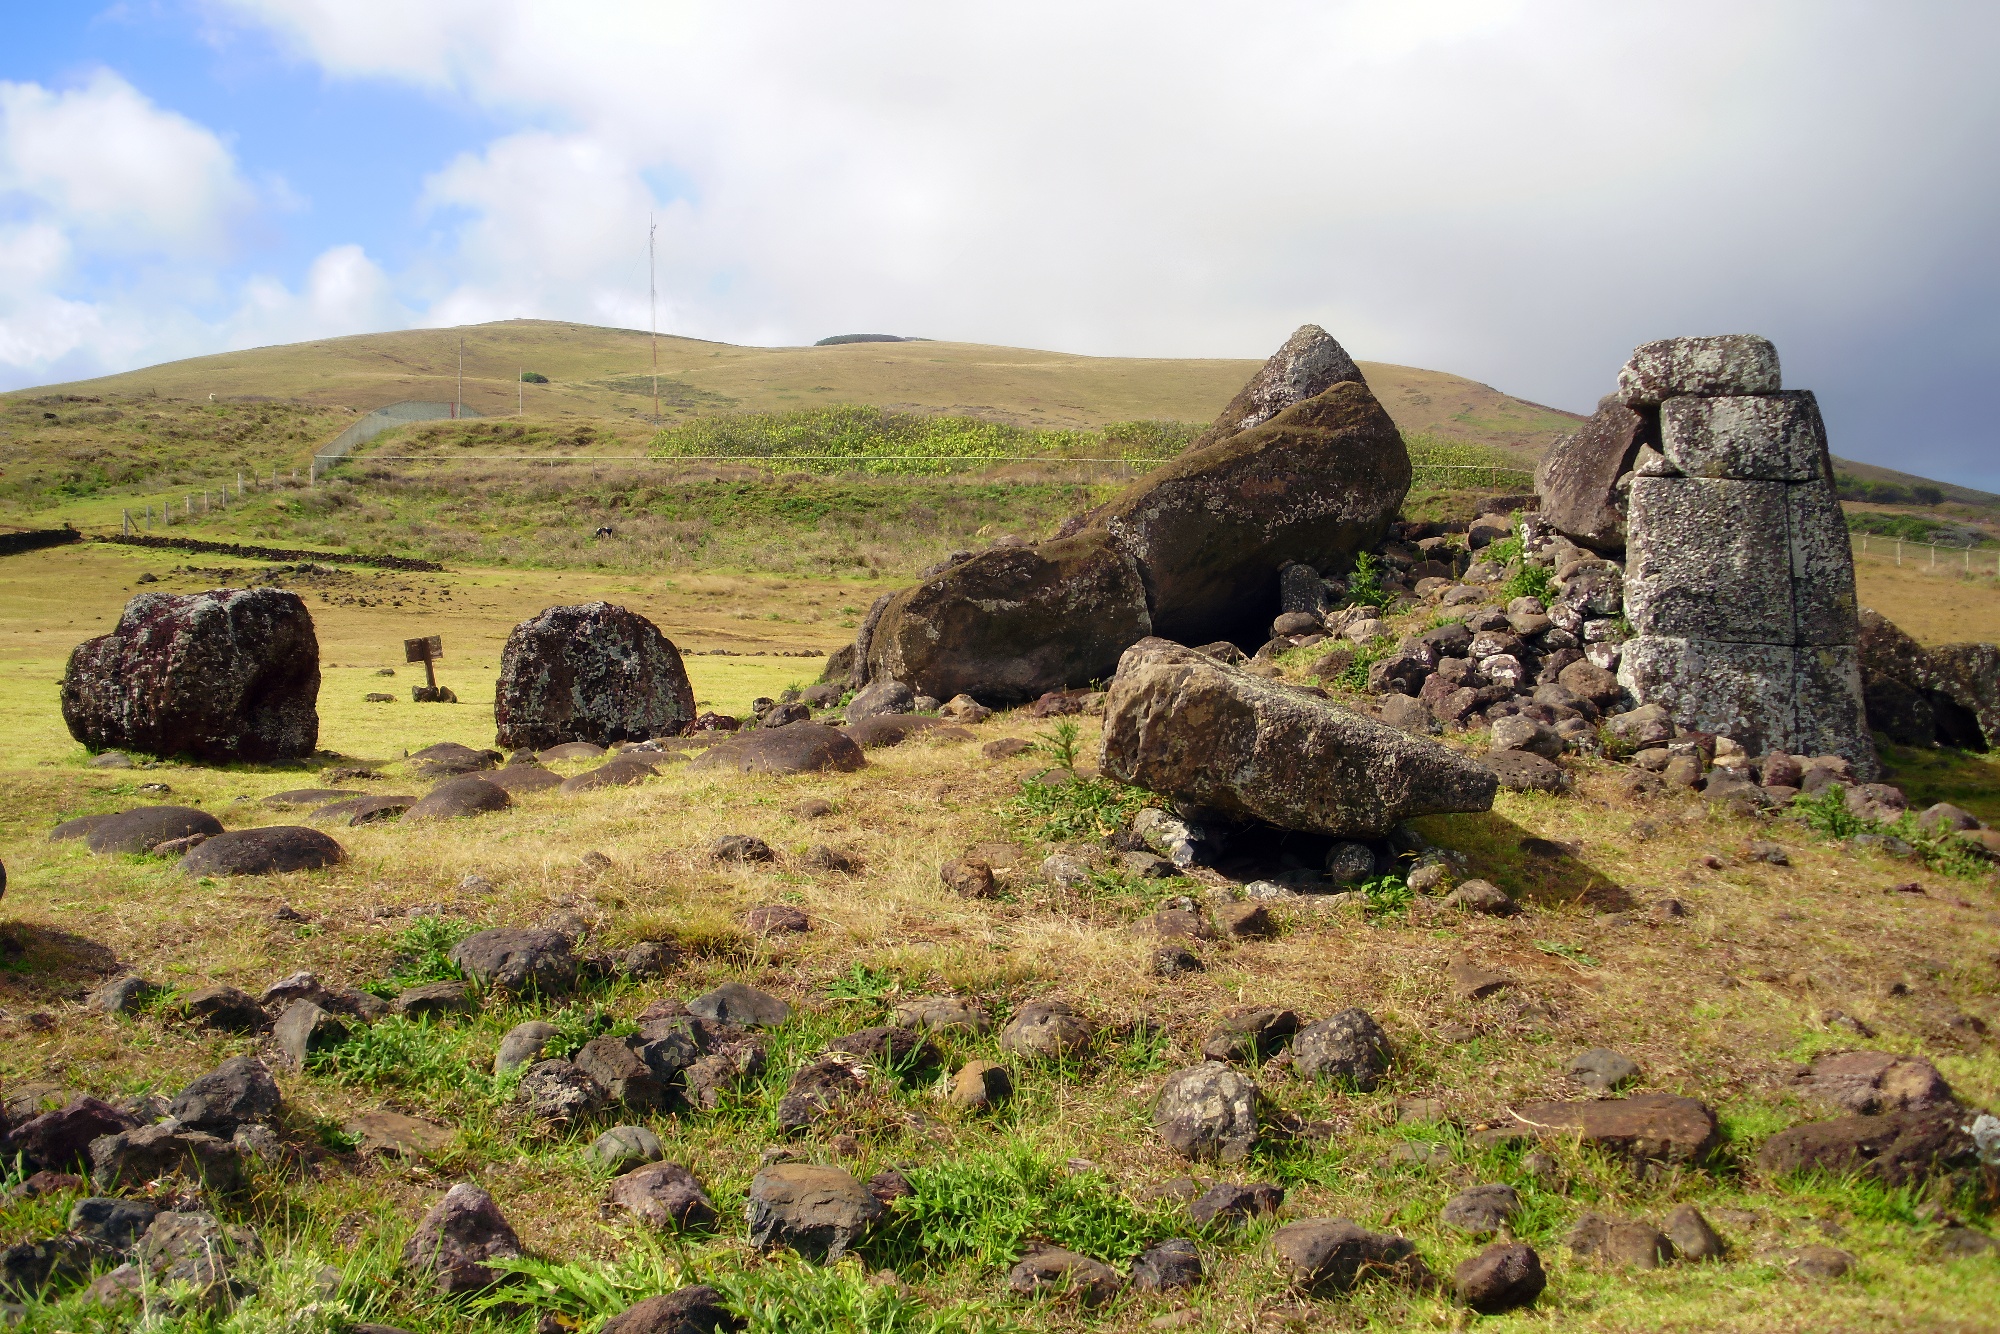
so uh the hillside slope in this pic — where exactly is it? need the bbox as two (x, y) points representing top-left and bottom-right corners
(7, 318), (1580, 449)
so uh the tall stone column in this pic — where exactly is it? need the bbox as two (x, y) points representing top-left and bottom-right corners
(1609, 336), (1875, 775)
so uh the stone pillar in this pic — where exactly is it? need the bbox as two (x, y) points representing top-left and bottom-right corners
(1611, 336), (1875, 774)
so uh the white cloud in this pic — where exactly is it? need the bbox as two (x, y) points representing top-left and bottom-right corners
(227, 243), (405, 349)
(14, 4), (2000, 479)
(0, 69), (255, 256)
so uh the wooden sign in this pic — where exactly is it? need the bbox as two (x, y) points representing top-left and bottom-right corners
(404, 635), (444, 664)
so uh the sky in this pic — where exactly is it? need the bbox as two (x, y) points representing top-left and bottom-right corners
(2, 1), (1998, 487)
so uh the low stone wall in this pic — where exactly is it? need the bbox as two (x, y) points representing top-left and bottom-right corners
(0, 526), (82, 557)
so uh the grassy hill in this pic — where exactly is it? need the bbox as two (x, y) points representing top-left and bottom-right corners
(6, 318), (1584, 445)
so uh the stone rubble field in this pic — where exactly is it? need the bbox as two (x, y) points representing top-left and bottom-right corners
(0, 331), (1997, 1333)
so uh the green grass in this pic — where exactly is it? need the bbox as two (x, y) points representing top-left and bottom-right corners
(712, 1258), (1020, 1334)
(361, 916), (478, 997)
(875, 1141), (1172, 1269)
(1008, 774), (1146, 843)
(649, 404), (1185, 476)
(1788, 786), (1995, 879)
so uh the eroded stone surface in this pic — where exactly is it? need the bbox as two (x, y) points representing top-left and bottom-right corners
(62, 588), (320, 762)
(493, 603), (697, 750)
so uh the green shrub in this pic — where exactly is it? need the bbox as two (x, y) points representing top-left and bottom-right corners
(1342, 552), (1395, 610)
(520, 370), (550, 384)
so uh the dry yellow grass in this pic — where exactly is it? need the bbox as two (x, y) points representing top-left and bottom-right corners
(1853, 544), (2000, 645)
(2, 542), (1998, 1331)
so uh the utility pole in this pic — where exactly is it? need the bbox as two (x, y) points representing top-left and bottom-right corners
(519, 367), (524, 417)
(649, 214), (660, 425)
(456, 337), (464, 419)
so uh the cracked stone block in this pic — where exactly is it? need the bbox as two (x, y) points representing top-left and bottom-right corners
(1617, 637), (1794, 755)
(1659, 392), (1825, 482)
(1625, 477), (1794, 644)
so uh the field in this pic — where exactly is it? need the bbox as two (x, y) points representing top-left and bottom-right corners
(0, 526), (1998, 1331)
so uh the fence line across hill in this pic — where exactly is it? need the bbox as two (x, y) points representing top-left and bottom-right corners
(1853, 531), (2000, 578)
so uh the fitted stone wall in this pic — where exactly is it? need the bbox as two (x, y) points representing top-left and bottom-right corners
(1609, 336), (1875, 773)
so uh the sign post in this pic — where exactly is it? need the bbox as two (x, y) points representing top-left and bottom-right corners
(404, 635), (446, 702)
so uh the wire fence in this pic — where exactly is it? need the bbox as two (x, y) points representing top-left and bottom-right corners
(1853, 531), (2000, 578)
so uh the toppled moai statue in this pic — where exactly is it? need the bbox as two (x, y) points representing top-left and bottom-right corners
(824, 325), (1411, 703)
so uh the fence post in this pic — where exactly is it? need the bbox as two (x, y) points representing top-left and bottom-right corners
(122, 509), (130, 535)
(1897, 538), (1903, 566)
(1930, 542), (1936, 569)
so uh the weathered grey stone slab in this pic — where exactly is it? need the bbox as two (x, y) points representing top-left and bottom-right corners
(1625, 477), (1794, 643)
(1617, 637), (1794, 753)
(1787, 477), (1859, 646)
(1659, 392), (1824, 482)
(1616, 335), (1780, 406)
(1792, 645), (1875, 773)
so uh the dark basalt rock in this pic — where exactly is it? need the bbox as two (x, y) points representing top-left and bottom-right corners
(858, 533), (1154, 706)
(450, 928), (578, 995)
(1086, 366), (1409, 647)
(403, 777), (512, 822)
(167, 1055), (281, 1134)
(744, 1164), (883, 1262)
(400, 1183), (522, 1295)
(4, 1097), (140, 1171)
(493, 602), (697, 751)
(1756, 1108), (1977, 1186)
(61, 587), (320, 762)
(1535, 398), (1649, 554)
(1102, 641), (1495, 837)
(685, 723), (867, 775)
(179, 826), (344, 876)
(82, 806), (223, 855)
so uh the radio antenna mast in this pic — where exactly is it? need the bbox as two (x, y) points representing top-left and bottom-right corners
(649, 214), (660, 425)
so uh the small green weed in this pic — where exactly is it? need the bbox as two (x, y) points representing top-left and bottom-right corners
(827, 962), (901, 1001)
(363, 915), (477, 997)
(1359, 874), (1414, 918)
(307, 1015), (495, 1103)
(1789, 788), (1995, 879)
(543, 1004), (638, 1060)
(1342, 552), (1396, 610)
(473, 1233), (685, 1322)
(1327, 635), (1398, 693)
(1500, 559), (1557, 604)
(1010, 775), (1144, 842)
(878, 1141), (1169, 1270)
(1027, 719), (1082, 772)
(1535, 940), (1600, 968)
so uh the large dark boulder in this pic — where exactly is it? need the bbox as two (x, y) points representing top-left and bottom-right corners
(61, 588), (319, 762)
(1101, 641), (1496, 837)
(493, 603), (697, 750)
(1535, 398), (1647, 554)
(1087, 374), (1409, 646)
(858, 534), (1152, 705)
